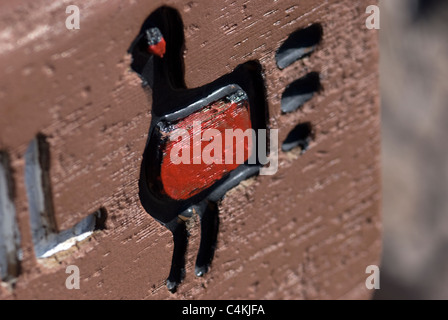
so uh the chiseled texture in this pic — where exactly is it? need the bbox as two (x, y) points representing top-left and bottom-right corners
(0, 0), (380, 299)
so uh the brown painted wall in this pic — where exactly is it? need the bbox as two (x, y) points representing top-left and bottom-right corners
(0, 0), (380, 299)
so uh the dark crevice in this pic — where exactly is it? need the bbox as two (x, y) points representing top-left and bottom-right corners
(276, 23), (323, 69)
(0, 152), (15, 201)
(94, 207), (108, 231)
(36, 134), (57, 234)
(0, 152), (21, 282)
(282, 122), (314, 153)
(281, 72), (321, 113)
(166, 221), (188, 293)
(195, 202), (219, 277)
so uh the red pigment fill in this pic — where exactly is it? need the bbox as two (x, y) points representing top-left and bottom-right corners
(148, 37), (166, 58)
(159, 97), (252, 200)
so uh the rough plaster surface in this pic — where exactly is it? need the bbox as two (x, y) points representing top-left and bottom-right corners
(0, 0), (380, 299)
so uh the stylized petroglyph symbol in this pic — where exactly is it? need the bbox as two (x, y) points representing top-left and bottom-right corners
(130, 7), (322, 292)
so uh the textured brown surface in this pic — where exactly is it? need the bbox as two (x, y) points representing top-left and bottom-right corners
(0, 0), (380, 299)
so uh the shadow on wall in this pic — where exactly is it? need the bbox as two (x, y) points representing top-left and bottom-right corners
(377, 0), (448, 299)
